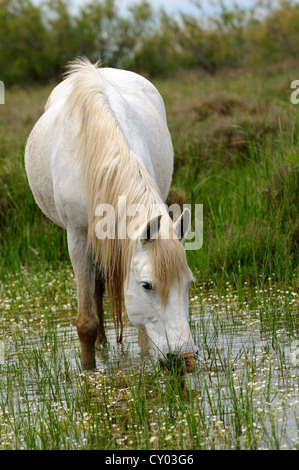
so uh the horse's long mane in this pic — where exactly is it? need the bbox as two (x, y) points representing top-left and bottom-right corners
(64, 58), (189, 341)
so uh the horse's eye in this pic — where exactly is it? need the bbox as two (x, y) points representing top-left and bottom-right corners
(141, 282), (152, 291)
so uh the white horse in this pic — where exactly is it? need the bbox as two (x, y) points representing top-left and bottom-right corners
(25, 58), (198, 372)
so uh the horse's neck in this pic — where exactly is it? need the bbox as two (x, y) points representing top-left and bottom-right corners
(123, 150), (168, 222)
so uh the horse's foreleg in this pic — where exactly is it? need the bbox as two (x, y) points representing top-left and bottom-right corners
(95, 267), (107, 344)
(67, 230), (99, 370)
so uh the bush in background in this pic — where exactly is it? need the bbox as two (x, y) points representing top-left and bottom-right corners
(1, 0), (299, 84)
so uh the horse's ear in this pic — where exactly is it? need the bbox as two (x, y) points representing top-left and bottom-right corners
(173, 207), (190, 242)
(140, 214), (162, 243)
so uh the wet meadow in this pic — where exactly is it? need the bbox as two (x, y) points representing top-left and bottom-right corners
(0, 63), (298, 449)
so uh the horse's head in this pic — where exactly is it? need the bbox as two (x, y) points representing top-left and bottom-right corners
(124, 208), (198, 373)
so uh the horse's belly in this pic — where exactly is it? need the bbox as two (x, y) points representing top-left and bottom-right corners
(25, 113), (64, 228)
(25, 104), (87, 231)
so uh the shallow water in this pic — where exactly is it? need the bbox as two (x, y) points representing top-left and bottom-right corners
(188, 289), (299, 448)
(0, 269), (298, 449)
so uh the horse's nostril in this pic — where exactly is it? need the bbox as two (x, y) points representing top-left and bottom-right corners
(179, 353), (197, 373)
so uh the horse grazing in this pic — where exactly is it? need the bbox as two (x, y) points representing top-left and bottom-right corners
(25, 58), (198, 372)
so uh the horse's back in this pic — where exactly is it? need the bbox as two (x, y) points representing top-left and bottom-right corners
(99, 68), (173, 195)
(45, 67), (173, 193)
(45, 67), (167, 121)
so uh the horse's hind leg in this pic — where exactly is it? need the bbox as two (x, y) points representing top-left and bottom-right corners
(94, 267), (107, 344)
(67, 229), (99, 370)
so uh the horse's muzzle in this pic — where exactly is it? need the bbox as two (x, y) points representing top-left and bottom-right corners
(165, 351), (197, 374)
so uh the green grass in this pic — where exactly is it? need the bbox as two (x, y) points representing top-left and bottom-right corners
(156, 64), (299, 290)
